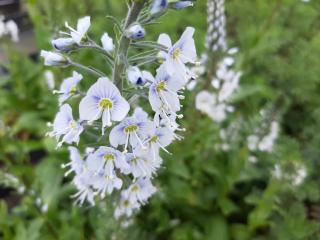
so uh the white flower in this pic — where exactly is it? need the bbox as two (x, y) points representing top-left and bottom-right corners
(56, 71), (83, 105)
(79, 77), (130, 135)
(158, 27), (197, 81)
(5, 20), (19, 42)
(49, 104), (84, 147)
(63, 146), (85, 176)
(65, 16), (90, 44)
(40, 50), (68, 66)
(101, 33), (114, 52)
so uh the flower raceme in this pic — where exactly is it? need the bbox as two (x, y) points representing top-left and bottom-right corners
(42, 1), (197, 221)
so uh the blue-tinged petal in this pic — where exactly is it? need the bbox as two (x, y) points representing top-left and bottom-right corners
(53, 104), (73, 135)
(111, 96), (130, 122)
(79, 95), (100, 121)
(109, 124), (127, 148)
(157, 33), (172, 49)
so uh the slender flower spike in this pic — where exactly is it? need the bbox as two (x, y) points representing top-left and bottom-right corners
(52, 37), (76, 52)
(158, 27), (197, 81)
(79, 77), (130, 135)
(40, 50), (69, 66)
(101, 33), (114, 52)
(109, 116), (155, 152)
(125, 24), (145, 40)
(56, 71), (83, 105)
(65, 16), (90, 44)
(50, 104), (84, 147)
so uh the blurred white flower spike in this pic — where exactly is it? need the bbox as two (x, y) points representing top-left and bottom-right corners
(41, 0), (197, 221)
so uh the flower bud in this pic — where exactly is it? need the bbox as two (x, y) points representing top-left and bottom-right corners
(150, 0), (168, 15)
(101, 33), (114, 52)
(40, 50), (69, 66)
(52, 38), (76, 52)
(127, 66), (146, 86)
(125, 24), (145, 40)
(169, 1), (193, 10)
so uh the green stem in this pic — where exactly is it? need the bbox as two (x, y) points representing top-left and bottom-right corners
(70, 61), (105, 78)
(112, 0), (147, 91)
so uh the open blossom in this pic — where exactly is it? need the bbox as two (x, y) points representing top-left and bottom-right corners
(124, 151), (161, 178)
(149, 65), (184, 121)
(63, 147), (85, 176)
(114, 190), (140, 219)
(79, 77), (130, 134)
(65, 16), (90, 44)
(92, 146), (129, 173)
(126, 178), (157, 204)
(158, 27), (197, 81)
(109, 116), (155, 151)
(49, 104), (83, 147)
(56, 71), (83, 105)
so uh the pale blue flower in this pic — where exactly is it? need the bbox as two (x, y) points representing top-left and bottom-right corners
(109, 116), (155, 152)
(62, 146), (85, 176)
(127, 178), (157, 204)
(114, 190), (140, 219)
(65, 16), (91, 44)
(91, 167), (123, 198)
(72, 174), (95, 206)
(79, 77), (130, 135)
(149, 65), (184, 116)
(50, 104), (83, 147)
(124, 151), (160, 178)
(158, 27), (197, 81)
(56, 71), (83, 105)
(93, 146), (130, 174)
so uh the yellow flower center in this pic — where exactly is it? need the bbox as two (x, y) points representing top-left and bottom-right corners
(149, 135), (158, 144)
(124, 200), (130, 207)
(156, 81), (166, 93)
(172, 48), (180, 60)
(70, 85), (77, 94)
(69, 120), (77, 130)
(131, 185), (139, 192)
(124, 125), (139, 134)
(104, 153), (115, 161)
(99, 98), (113, 109)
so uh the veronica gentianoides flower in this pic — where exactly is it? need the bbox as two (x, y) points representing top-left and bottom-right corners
(79, 77), (130, 135)
(49, 104), (83, 147)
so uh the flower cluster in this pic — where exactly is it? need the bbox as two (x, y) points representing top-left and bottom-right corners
(0, 15), (19, 42)
(247, 121), (280, 153)
(42, 1), (196, 220)
(196, 49), (241, 122)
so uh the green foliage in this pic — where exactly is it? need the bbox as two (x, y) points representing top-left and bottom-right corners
(1, 0), (320, 239)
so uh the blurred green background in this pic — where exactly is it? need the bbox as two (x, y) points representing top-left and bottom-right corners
(1, 0), (320, 239)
